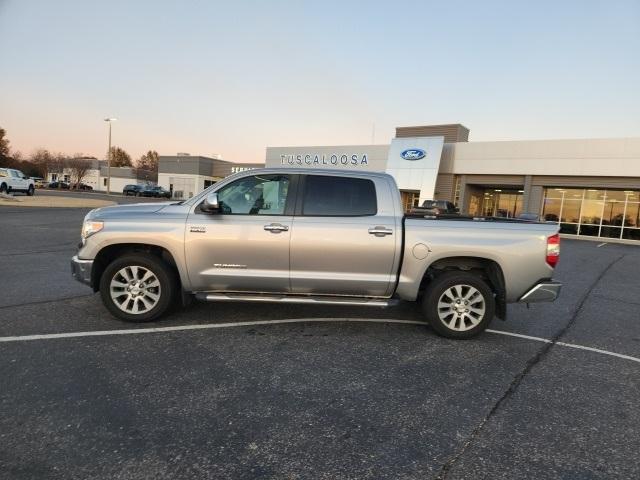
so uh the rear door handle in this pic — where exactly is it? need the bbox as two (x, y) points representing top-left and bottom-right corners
(368, 226), (393, 237)
(264, 223), (289, 233)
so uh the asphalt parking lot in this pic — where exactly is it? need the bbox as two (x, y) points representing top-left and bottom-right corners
(1, 200), (639, 479)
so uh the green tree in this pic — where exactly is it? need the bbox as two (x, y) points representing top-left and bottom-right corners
(109, 146), (132, 167)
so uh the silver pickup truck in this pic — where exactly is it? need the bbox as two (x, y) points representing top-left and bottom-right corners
(71, 169), (561, 338)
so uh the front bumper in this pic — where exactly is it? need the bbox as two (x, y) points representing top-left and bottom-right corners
(518, 281), (562, 303)
(71, 255), (94, 287)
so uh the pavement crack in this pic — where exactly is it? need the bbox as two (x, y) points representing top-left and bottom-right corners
(434, 253), (626, 480)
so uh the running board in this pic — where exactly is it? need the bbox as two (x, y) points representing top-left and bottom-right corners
(195, 292), (397, 308)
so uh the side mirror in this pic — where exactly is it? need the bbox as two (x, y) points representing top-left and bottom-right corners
(23, 176), (29, 180)
(201, 192), (220, 213)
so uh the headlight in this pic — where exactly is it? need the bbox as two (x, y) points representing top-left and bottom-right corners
(81, 220), (104, 240)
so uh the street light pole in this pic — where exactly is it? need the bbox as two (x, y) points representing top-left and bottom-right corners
(104, 118), (117, 194)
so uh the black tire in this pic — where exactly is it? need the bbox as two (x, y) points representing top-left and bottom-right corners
(0, 183), (7, 194)
(27, 185), (35, 196)
(99, 253), (177, 323)
(422, 271), (495, 339)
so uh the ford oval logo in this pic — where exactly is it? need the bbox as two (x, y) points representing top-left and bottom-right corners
(401, 148), (426, 160)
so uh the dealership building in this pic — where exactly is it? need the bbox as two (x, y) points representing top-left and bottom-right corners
(159, 124), (640, 242)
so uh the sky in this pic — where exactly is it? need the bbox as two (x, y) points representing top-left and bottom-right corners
(1, 0), (639, 163)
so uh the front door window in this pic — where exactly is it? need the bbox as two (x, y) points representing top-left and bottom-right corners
(217, 174), (290, 215)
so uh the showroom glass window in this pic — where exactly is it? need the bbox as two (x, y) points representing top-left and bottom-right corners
(542, 188), (640, 240)
(216, 174), (290, 215)
(302, 176), (377, 216)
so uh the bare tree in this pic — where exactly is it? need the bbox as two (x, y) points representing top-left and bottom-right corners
(67, 158), (93, 188)
(135, 150), (159, 182)
(51, 153), (68, 179)
(30, 149), (55, 179)
(137, 150), (159, 172)
(0, 127), (14, 168)
(0, 127), (10, 161)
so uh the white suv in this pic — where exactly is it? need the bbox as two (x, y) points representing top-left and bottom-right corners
(0, 168), (35, 196)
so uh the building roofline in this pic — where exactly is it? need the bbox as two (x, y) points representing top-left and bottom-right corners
(235, 167), (392, 179)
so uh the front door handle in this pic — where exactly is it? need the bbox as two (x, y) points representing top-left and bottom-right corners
(368, 226), (393, 237)
(264, 223), (289, 233)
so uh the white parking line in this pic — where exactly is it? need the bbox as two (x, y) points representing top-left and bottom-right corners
(485, 329), (552, 344)
(0, 318), (426, 343)
(1, 319), (638, 364)
(486, 329), (640, 364)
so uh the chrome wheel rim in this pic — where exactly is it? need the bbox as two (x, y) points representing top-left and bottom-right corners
(437, 284), (486, 331)
(110, 266), (161, 314)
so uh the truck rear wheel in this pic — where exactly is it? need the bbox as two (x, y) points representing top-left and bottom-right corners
(99, 253), (176, 322)
(422, 271), (495, 339)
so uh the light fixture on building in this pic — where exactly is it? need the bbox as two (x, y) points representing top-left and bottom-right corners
(518, 190), (524, 193)
(494, 189), (502, 192)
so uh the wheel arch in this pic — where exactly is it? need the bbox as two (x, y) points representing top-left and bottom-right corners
(417, 255), (507, 320)
(91, 243), (185, 293)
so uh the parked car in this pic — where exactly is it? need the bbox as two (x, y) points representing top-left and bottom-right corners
(410, 200), (459, 216)
(123, 184), (145, 196)
(71, 169), (562, 339)
(48, 181), (70, 189)
(141, 186), (171, 198)
(72, 182), (94, 191)
(34, 179), (49, 188)
(0, 168), (35, 196)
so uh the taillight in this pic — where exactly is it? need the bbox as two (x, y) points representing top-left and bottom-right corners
(546, 234), (560, 268)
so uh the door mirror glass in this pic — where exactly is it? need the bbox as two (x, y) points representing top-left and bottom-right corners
(201, 192), (220, 213)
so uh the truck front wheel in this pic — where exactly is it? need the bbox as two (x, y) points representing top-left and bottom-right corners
(99, 253), (176, 322)
(422, 271), (495, 339)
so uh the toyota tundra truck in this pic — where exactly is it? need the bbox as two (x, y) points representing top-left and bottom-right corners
(71, 169), (561, 339)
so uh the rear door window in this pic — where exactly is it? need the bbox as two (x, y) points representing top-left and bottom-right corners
(301, 176), (377, 216)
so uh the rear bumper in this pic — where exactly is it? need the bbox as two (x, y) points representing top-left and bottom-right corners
(71, 255), (93, 287)
(518, 281), (562, 303)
